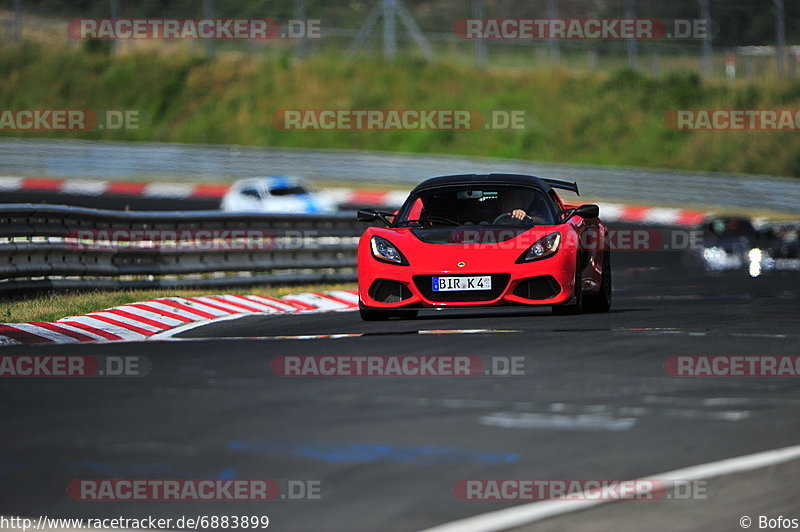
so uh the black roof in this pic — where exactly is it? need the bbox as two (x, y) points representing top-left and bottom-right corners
(410, 173), (579, 196)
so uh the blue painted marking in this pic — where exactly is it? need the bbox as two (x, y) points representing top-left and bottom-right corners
(3, 458), (240, 480)
(0, 461), (25, 476)
(218, 467), (237, 480)
(69, 459), (174, 476)
(227, 440), (518, 465)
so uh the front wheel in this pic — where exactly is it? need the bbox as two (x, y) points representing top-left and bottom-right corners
(583, 250), (612, 313)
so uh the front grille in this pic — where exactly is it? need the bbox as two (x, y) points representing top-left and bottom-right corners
(413, 274), (510, 302)
(368, 279), (413, 303)
(512, 275), (561, 300)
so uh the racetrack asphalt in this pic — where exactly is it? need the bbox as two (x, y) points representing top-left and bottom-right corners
(1, 227), (798, 531)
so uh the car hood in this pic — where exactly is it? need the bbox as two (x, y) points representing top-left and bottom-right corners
(370, 226), (567, 252)
(410, 226), (531, 244)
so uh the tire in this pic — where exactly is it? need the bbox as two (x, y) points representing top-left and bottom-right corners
(552, 260), (584, 315)
(583, 249), (612, 313)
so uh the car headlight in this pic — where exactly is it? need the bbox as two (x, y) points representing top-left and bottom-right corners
(370, 236), (408, 265)
(516, 232), (561, 263)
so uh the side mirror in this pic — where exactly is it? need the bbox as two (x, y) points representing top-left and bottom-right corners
(357, 208), (378, 222)
(575, 204), (599, 218)
(357, 208), (394, 226)
(560, 204), (599, 223)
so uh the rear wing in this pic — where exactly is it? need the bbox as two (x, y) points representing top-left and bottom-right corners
(543, 179), (579, 196)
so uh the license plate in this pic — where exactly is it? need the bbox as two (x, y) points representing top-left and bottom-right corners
(431, 276), (492, 292)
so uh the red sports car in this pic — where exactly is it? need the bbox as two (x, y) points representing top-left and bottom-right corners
(356, 173), (611, 320)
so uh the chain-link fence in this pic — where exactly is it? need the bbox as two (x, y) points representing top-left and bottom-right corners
(1, 0), (798, 80)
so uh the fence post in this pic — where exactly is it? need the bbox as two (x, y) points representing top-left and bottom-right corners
(773, 0), (786, 80)
(625, 0), (637, 69)
(203, 0), (214, 57)
(472, 0), (486, 68)
(547, 0), (559, 64)
(12, 0), (22, 42)
(383, 0), (397, 59)
(294, 0), (307, 57)
(110, 0), (120, 54)
(699, 0), (712, 77)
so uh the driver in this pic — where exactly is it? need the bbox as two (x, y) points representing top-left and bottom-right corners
(510, 208), (527, 220)
(505, 192), (549, 223)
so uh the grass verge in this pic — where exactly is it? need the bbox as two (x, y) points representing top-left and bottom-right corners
(2, 43), (800, 177)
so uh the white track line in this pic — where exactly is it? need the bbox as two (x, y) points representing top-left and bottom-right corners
(420, 443), (800, 532)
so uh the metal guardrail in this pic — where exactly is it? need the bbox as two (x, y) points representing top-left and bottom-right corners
(0, 204), (363, 293)
(3, 139), (800, 214)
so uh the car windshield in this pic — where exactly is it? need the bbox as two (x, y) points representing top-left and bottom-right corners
(270, 186), (309, 196)
(395, 184), (556, 227)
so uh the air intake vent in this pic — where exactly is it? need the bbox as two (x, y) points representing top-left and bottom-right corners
(368, 279), (413, 303)
(512, 276), (560, 300)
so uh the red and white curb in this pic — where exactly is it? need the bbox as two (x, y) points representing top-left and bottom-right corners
(0, 176), (406, 204)
(0, 176), (231, 199)
(0, 176), (708, 225)
(0, 290), (359, 346)
(319, 187), (410, 207)
(597, 202), (707, 226)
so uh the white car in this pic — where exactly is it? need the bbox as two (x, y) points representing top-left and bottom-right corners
(221, 176), (338, 214)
